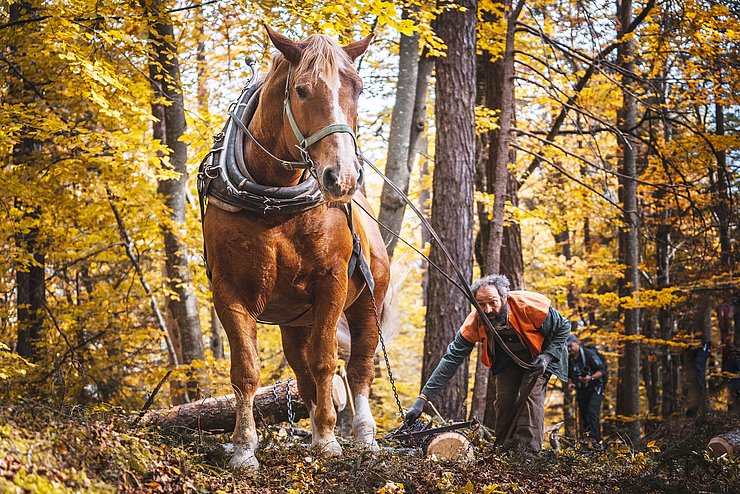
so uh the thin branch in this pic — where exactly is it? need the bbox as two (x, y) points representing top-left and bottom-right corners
(108, 192), (178, 367)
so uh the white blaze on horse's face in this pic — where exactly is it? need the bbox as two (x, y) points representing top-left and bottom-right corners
(310, 71), (363, 202)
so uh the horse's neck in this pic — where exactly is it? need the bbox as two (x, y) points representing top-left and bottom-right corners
(244, 75), (305, 187)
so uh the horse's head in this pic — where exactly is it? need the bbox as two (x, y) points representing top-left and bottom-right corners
(265, 26), (372, 203)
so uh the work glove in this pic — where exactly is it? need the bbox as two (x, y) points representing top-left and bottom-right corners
(404, 397), (427, 423)
(532, 353), (552, 376)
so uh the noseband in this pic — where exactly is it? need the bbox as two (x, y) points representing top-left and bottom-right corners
(283, 66), (360, 171)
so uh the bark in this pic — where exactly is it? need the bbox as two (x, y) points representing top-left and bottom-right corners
(378, 6), (421, 259)
(10, 2), (45, 361)
(501, 171), (524, 288)
(615, 0), (641, 444)
(654, 75), (677, 418)
(144, 376), (347, 432)
(141, 0), (205, 388)
(713, 102), (732, 266)
(423, 0), (477, 421)
(408, 55), (434, 171)
(642, 315), (659, 415)
(483, 0), (518, 276)
(477, 0), (524, 426)
(707, 429), (740, 458)
(195, 9), (209, 111)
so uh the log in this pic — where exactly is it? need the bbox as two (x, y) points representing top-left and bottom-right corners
(424, 432), (475, 462)
(707, 429), (740, 458)
(144, 375), (347, 433)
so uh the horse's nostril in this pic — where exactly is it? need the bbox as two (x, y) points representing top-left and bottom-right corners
(323, 168), (338, 189)
(356, 166), (364, 187)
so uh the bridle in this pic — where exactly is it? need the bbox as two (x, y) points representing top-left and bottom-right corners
(229, 61), (361, 179)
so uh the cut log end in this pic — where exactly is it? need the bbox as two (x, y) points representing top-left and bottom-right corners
(707, 429), (740, 458)
(424, 432), (475, 462)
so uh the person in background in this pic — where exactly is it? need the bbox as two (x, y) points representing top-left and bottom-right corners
(405, 274), (571, 451)
(567, 334), (608, 444)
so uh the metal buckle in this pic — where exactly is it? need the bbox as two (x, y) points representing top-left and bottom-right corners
(213, 131), (225, 143)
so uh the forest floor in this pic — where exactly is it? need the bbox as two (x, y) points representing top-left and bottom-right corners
(1, 401), (739, 494)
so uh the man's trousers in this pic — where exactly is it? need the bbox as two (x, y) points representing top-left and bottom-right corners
(493, 365), (549, 451)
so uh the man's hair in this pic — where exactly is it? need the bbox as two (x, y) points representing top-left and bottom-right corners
(471, 274), (510, 301)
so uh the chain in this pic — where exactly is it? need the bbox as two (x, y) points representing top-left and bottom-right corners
(369, 292), (404, 418)
(285, 377), (295, 437)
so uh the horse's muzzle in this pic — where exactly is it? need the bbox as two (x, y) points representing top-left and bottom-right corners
(320, 164), (362, 202)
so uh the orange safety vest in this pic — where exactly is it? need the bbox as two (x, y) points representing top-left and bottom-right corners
(460, 290), (551, 367)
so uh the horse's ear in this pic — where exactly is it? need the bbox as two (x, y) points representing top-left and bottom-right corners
(343, 33), (373, 62)
(264, 24), (303, 65)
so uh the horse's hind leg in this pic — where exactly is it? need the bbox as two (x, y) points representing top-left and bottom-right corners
(214, 294), (261, 470)
(343, 289), (384, 450)
(280, 327), (319, 423)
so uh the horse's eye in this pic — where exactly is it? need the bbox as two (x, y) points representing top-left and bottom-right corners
(295, 85), (308, 99)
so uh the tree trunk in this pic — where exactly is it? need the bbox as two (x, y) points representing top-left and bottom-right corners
(615, 0), (641, 445)
(141, 0), (205, 399)
(713, 102), (732, 266)
(10, 2), (45, 362)
(501, 172), (524, 289)
(422, 0), (477, 421)
(707, 429), (740, 458)
(378, 6), (421, 260)
(478, 0), (523, 426)
(144, 376), (347, 432)
(483, 0), (517, 277)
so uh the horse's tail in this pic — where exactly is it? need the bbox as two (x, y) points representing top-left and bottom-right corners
(336, 259), (410, 360)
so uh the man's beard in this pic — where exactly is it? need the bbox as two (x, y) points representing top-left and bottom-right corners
(486, 304), (508, 327)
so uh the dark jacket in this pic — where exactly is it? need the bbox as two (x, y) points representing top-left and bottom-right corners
(568, 346), (608, 393)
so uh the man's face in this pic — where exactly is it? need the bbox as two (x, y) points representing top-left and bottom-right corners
(568, 341), (580, 358)
(475, 285), (506, 325)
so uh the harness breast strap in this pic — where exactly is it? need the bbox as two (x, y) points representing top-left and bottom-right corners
(344, 202), (375, 295)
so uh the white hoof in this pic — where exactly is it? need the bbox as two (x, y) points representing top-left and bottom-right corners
(229, 448), (259, 471)
(313, 439), (343, 457)
(353, 419), (377, 448)
(352, 395), (378, 450)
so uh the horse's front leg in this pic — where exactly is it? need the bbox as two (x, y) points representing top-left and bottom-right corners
(308, 269), (346, 457)
(214, 294), (261, 470)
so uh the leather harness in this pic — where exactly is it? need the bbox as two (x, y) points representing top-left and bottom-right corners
(196, 75), (375, 318)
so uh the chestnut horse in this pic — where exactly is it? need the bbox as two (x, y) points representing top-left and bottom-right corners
(203, 27), (390, 470)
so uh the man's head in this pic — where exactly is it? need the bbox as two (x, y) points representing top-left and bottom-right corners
(567, 334), (580, 357)
(471, 274), (510, 326)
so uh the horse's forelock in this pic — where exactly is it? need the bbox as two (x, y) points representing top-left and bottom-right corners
(295, 35), (353, 89)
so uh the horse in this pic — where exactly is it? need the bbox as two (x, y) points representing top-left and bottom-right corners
(202, 26), (391, 470)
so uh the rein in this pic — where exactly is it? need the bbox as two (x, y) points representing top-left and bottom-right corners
(358, 156), (536, 372)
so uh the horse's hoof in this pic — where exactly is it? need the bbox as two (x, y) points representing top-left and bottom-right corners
(229, 451), (260, 471)
(314, 439), (342, 457)
(353, 420), (377, 449)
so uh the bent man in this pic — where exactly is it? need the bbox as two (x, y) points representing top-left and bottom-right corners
(406, 274), (570, 451)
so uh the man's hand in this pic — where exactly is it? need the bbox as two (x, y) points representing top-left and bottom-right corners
(578, 374), (593, 384)
(404, 397), (427, 423)
(532, 353), (552, 376)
